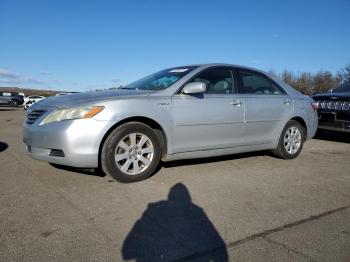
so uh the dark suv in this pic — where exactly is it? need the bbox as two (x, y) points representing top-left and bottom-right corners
(312, 81), (350, 132)
(0, 91), (24, 106)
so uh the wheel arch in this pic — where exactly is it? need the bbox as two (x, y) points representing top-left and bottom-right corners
(290, 116), (307, 137)
(274, 115), (308, 148)
(98, 116), (168, 168)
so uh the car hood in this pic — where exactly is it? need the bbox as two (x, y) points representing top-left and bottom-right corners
(34, 89), (155, 109)
(312, 92), (350, 100)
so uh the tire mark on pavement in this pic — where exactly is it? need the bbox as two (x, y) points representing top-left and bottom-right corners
(177, 205), (350, 261)
(262, 236), (316, 262)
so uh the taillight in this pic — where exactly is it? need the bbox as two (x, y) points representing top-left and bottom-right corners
(311, 102), (319, 112)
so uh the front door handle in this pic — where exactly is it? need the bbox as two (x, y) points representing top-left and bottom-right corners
(282, 99), (292, 104)
(230, 100), (242, 106)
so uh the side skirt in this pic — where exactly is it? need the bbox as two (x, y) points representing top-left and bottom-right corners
(162, 143), (274, 162)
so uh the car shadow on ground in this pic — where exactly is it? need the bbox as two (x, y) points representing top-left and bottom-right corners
(162, 150), (270, 169)
(49, 163), (106, 177)
(314, 130), (350, 144)
(0, 142), (8, 152)
(49, 151), (270, 179)
(122, 183), (228, 261)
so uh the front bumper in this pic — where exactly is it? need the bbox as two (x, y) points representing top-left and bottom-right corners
(23, 118), (114, 168)
(318, 121), (350, 132)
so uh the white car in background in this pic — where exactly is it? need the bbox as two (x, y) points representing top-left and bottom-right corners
(23, 95), (46, 110)
(55, 92), (80, 96)
(24, 95), (46, 103)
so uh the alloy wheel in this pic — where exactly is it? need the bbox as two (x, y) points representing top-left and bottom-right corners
(114, 133), (154, 175)
(283, 126), (302, 155)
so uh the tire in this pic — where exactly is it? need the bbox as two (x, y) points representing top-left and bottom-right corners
(10, 100), (19, 107)
(273, 120), (306, 159)
(101, 122), (161, 183)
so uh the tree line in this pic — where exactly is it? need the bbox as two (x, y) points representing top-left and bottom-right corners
(269, 64), (350, 95)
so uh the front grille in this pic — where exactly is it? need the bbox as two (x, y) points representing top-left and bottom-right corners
(319, 112), (335, 121)
(319, 121), (343, 128)
(26, 110), (47, 125)
(337, 112), (350, 121)
(316, 100), (350, 111)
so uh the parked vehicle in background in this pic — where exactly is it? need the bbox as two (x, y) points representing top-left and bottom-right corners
(0, 91), (24, 106)
(312, 81), (350, 132)
(24, 95), (45, 104)
(24, 100), (35, 111)
(23, 64), (318, 182)
(55, 92), (80, 96)
(10, 92), (25, 97)
(24, 96), (46, 111)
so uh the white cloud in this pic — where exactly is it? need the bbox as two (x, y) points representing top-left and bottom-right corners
(0, 68), (48, 86)
(39, 71), (53, 76)
(0, 68), (20, 79)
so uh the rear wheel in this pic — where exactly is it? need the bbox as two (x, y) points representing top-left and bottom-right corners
(101, 122), (161, 183)
(10, 100), (19, 106)
(274, 120), (305, 159)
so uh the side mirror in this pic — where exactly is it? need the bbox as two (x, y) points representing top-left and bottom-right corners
(182, 82), (206, 94)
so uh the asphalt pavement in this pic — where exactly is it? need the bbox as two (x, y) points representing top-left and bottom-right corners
(0, 107), (349, 261)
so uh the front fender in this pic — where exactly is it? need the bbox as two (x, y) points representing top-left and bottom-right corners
(93, 98), (175, 155)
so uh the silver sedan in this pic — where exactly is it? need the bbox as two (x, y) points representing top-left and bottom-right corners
(23, 64), (318, 182)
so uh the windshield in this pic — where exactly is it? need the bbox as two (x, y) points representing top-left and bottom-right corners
(334, 81), (350, 92)
(124, 66), (198, 90)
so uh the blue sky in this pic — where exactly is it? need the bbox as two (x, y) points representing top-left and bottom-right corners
(0, 0), (349, 91)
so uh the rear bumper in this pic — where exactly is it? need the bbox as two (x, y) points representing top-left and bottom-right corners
(306, 114), (318, 139)
(23, 118), (114, 168)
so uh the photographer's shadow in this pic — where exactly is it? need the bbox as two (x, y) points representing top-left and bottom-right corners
(122, 183), (228, 261)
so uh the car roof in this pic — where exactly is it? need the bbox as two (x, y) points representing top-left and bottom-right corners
(172, 63), (266, 72)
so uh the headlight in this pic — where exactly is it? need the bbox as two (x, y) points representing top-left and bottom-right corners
(40, 106), (104, 125)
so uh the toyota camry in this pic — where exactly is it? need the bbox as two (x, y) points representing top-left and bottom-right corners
(23, 64), (318, 182)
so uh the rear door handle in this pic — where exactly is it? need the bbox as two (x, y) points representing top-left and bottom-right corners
(230, 100), (242, 106)
(282, 99), (291, 104)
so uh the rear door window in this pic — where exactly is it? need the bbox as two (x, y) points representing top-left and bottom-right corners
(238, 70), (285, 95)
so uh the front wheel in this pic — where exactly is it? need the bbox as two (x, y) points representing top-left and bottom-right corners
(274, 120), (305, 159)
(101, 122), (161, 183)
